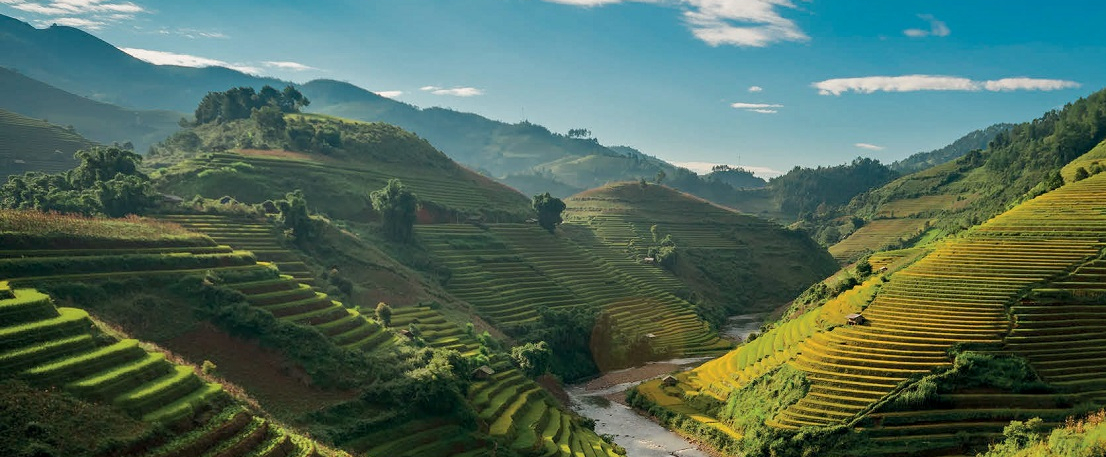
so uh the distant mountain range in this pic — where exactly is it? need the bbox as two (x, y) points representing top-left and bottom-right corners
(0, 13), (995, 210)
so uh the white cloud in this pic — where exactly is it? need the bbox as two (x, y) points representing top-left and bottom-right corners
(376, 90), (404, 99)
(813, 75), (1081, 96)
(263, 61), (316, 71)
(120, 47), (261, 75)
(983, 78), (1082, 92)
(854, 143), (885, 151)
(747, 85), (764, 92)
(7, 0), (145, 29)
(903, 14), (949, 38)
(44, 16), (104, 28)
(731, 102), (782, 114)
(420, 86), (485, 97)
(537, 0), (808, 47)
(730, 102), (783, 109)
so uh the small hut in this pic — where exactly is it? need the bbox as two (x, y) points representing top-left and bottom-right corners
(398, 329), (415, 339)
(642, 257), (656, 264)
(661, 375), (678, 387)
(472, 365), (495, 380)
(846, 313), (867, 325)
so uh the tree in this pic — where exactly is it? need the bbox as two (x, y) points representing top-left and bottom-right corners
(567, 128), (591, 139)
(375, 302), (393, 327)
(69, 146), (145, 188)
(1075, 166), (1090, 181)
(276, 190), (314, 242)
(511, 341), (552, 377)
(370, 179), (418, 242)
(655, 169), (666, 184)
(532, 192), (566, 233)
(96, 174), (155, 217)
(252, 105), (286, 139)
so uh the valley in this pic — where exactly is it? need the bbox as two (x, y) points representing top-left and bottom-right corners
(2, 7), (1106, 457)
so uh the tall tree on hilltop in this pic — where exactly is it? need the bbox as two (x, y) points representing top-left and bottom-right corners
(532, 192), (566, 233)
(371, 179), (418, 242)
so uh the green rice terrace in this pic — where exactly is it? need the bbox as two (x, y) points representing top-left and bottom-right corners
(0, 108), (91, 177)
(563, 181), (838, 320)
(0, 208), (626, 457)
(415, 222), (734, 371)
(631, 172), (1106, 456)
(0, 236), (349, 457)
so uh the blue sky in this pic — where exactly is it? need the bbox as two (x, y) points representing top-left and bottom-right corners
(3, 0), (1105, 177)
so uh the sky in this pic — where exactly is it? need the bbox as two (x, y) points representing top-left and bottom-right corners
(3, 0), (1105, 177)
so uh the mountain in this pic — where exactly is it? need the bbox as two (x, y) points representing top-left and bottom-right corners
(890, 123), (1014, 174)
(0, 15), (759, 205)
(0, 14), (284, 111)
(0, 108), (92, 176)
(0, 67), (181, 153)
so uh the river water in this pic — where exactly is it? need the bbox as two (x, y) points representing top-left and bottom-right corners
(565, 315), (764, 456)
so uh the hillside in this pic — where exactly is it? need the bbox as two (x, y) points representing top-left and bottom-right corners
(890, 123), (1013, 174)
(815, 88), (1106, 262)
(0, 67), (181, 153)
(0, 108), (91, 176)
(0, 210), (356, 457)
(564, 182), (838, 318)
(153, 113), (534, 222)
(0, 206), (625, 457)
(631, 172), (1106, 456)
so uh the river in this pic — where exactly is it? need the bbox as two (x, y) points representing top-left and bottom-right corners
(565, 314), (764, 456)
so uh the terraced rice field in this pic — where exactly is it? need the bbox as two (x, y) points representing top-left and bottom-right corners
(387, 306), (621, 457)
(1008, 259), (1106, 401)
(0, 109), (88, 177)
(874, 195), (959, 218)
(0, 285), (224, 423)
(829, 218), (930, 262)
(0, 282), (349, 456)
(194, 152), (530, 215)
(159, 214), (396, 354)
(772, 173), (1106, 429)
(638, 173), (1106, 453)
(416, 223), (731, 364)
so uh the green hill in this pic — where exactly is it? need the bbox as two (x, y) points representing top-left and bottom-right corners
(890, 123), (1013, 174)
(0, 67), (181, 153)
(565, 182), (838, 318)
(631, 172), (1106, 456)
(816, 88), (1106, 262)
(0, 108), (91, 177)
(153, 113), (534, 222)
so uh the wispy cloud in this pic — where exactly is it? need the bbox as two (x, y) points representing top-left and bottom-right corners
(813, 75), (1081, 96)
(747, 85), (764, 92)
(903, 14), (949, 38)
(537, 0), (809, 47)
(731, 102), (782, 114)
(421, 86), (485, 97)
(120, 47), (261, 75)
(263, 61), (316, 71)
(376, 90), (404, 99)
(4, 0), (145, 29)
(854, 143), (885, 151)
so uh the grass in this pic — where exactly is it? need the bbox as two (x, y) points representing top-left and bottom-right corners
(0, 209), (212, 249)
